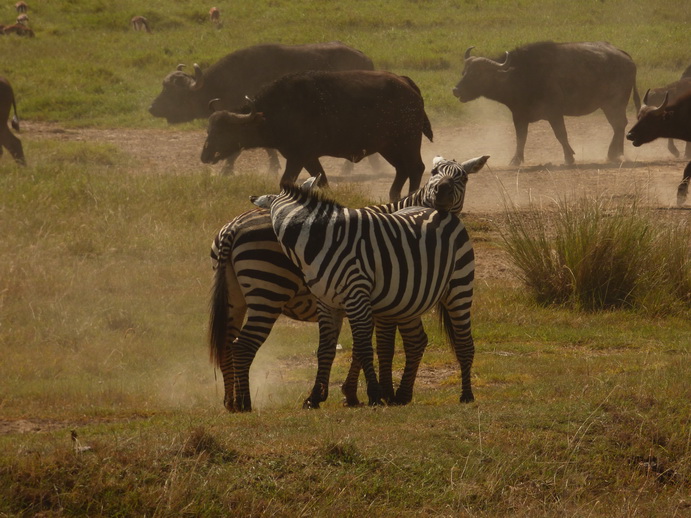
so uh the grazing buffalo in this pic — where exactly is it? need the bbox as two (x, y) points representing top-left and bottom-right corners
(200, 70), (433, 201)
(149, 42), (374, 173)
(0, 76), (25, 165)
(453, 41), (640, 166)
(643, 74), (691, 159)
(627, 90), (691, 206)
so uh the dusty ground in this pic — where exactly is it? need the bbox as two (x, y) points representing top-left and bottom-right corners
(22, 109), (691, 213)
(3, 112), (687, 431)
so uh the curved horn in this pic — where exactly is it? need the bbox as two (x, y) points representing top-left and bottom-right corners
(499, 51), (511, 69)
(176, 63), (186, 71)
(642, 89), (650, 106)
(464, 46), (475, 60)
(653, 91), (669, 112)
(245, 95), (257, 116)
(191, 63), (205, 90)
(208, 98), (221, 113)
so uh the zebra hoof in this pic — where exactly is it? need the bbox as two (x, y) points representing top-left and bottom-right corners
(302, 398), (321, 410)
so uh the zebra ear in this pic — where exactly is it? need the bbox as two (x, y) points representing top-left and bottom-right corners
(250, 194), (276, 208)
(461, 155), (490, 175)
(302, 174), (321, 191)
(431, 156), (445, 175)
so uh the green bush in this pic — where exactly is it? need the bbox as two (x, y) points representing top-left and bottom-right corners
(501, 196), (691, 313)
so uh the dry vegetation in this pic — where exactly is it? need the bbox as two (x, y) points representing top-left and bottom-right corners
(0, 0), (690, 516)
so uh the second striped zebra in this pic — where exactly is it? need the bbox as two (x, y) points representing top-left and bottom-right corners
(210, 155), (489, 411)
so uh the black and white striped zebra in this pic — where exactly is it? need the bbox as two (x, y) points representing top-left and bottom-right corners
(210, 156), (488, 411)
(253, 176), (477, 406)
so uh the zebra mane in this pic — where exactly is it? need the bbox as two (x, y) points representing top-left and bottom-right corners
(281, 182), (344, 209)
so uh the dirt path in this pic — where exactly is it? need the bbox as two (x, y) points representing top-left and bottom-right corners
(23, 112), (691, 212)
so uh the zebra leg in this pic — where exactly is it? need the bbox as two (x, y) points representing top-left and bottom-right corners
(375, 321), (397, 404)
(304, 305), (344, 409)
(341, 356), (363, 407)
(231, 309), (282, 412)
(446, 309), (475, 403)
(346, 300), (382, 406)
(393, 318), (428, 406)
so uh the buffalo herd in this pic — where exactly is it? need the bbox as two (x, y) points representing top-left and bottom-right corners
(148, 40), (691, 206)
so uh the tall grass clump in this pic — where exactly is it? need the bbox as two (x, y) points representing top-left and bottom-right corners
(501, 196), (691, 313)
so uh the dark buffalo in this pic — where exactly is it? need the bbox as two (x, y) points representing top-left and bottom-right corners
(453, 41), (640, 166)
(149, 42), (374, 173)
(200, 70), (433, 202)
(643, 74), (691, 159)
(627, 90), (691, 206)
(0, 76), (25, 165)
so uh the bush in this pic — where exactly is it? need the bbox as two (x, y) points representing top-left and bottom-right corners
(500, 196), (691, 313)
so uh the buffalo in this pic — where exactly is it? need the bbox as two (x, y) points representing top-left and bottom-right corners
(0, 76), (25, 165)
(453, 41), (640, 166)
(200, 70), (433, 201)
(643, 73), (691, 159)
(149, 42), (375, 173)
(627, 90), (691, 206)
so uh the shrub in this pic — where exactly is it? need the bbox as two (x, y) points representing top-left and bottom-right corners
(500, 196), (691, 313)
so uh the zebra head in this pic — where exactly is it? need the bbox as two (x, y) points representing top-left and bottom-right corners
(422, 155), (489, 213)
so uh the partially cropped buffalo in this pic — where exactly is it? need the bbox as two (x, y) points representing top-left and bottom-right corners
(627, 90), (691, 206)
(149, 42), (374, 173)
(200, 70), (433, 201)
(0, 76), (25, 165)
(643, 75), (691, 159)
(453, 41), (640, 166)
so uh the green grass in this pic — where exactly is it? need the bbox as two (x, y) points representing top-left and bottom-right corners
(3, 0), (691, 126)
(1, 2), (690, 515)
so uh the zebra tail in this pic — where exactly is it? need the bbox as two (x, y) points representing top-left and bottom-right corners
(438, 301), (455, 349)
(209, 263), (229, 367)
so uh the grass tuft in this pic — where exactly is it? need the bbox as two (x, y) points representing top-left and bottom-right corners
(501, 195), (691, 313)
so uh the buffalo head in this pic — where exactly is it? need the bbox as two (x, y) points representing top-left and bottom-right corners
(452, 47), (510, 103)
(626, 90), (671, 147)
(201, 102), (266, 164)
(148, 63), (207, 123)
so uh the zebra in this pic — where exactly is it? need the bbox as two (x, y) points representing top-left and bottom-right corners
(252, 175), (477, 406)
(210, 155), (489, 411)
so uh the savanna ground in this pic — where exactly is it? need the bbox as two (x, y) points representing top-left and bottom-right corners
(1, 0), (690, 514)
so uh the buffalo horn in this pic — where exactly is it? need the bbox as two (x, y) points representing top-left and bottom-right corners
(208, 98), (221, 113)
(653, 91), (669, 112)
(245, 95), (257, 116)
(499, 51), (511, 69)
(464, 46), (475, 60)
(176, 63), (186, 71)
(191, 63), (205, 90)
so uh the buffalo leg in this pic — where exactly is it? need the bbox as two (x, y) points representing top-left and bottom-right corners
(685, 141), (691, 160)
(602, 105), (628, 162)
(0, 127), (25, 165)
(548, 116), (575, 165)
(220, 151), (240, 176)
(279, 159), (306, 187)
(510, 116), (529, 166)
(667, 139), (680, 158)
(266, 149), (281, 174)
(677, 160), (691, 207)
(381, 149), (424, 202)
